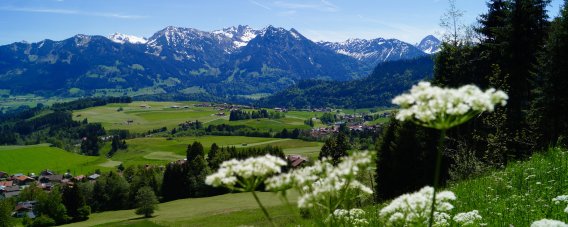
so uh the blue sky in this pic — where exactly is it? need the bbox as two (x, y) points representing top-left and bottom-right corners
(0, 0), (563, 45)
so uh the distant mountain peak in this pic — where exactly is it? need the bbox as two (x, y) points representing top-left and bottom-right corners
(108, 33), (148, 44)
(319, 37), (426, 64)
(416, 35), (441, 54)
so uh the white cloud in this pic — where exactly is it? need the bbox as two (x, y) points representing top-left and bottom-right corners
(249, 0), (272, 10)
(273, 0), (338, 12)
(0, 7), (146, 19)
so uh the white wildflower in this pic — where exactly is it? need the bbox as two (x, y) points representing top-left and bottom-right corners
(392, 81), (508, 130)
(453, 210), (483, 226)
(326, 208), (368, 226)
(552, 195), (568, 214)
(266, 151), (374, 212)
(205, 154), (287, 191)
(531, 219), (568, 227)
(379, 186), (456, 226)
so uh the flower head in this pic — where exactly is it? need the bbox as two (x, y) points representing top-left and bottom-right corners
(266, 151), (374, 210)
(531, 219), (568, 227)
(392, 82), (508, 130)
(205, 154), (287, 191)
(453, 210), (483, 226)
(379, 186), (457, 226)
(326, 208), (369, 226)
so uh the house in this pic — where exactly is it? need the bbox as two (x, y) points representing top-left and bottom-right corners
(0, 181), (13, 187)
(88, 173), (100, 180)
(1, 185), (21, 199)
(287, 155), (309, 168)
(13, 175), (35, 186)
(0, 171), (8, 179)
(13, 201), (36, 219)
(39, 174), (64, 184)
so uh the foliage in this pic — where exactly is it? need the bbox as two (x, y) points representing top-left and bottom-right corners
(90, 171), (130, 212)
(62, 184), (90, 221)
(0, 199), (14, 227)
(375, 118), (441, 200)
(229, 109), (284, 121)
(318, 132), (350, 165)
(135, 186), (159, 218)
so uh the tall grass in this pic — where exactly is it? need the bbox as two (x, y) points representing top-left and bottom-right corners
(449, 147), (568, 226)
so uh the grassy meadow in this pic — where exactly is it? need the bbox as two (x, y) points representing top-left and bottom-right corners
(62, 191), (301, 227)
(72, 101), (222, 133)
(447, 147), (568, 226)
(110, 136), (322, 166)
(0, 144), (110, 174)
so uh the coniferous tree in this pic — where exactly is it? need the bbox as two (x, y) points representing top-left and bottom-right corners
(62, 184), (90, 221)
(135, 186), (159, 218)
(375, 118), (441, 201)
(504, 0), (550, 157)
(185, 142), (211, 197)
(532, 1), (568, 147)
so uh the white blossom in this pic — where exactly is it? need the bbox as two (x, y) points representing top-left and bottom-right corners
(531, 219), (568, 227)
(326, 208), (368, 226)
(453, 210), (482, 226)
(205, 154), (287, 190)
(392, 81), (508, 130)
(379, 186), (456, 226)
(552, 195), (568, 214)
(266, 151), (374, 210)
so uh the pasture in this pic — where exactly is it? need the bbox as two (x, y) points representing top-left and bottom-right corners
(111, 136), (322, 166)
(0, 144), (109, 175)
(62, 191), (301, 227)
(72, 101), (319, 133)
(72, 101), (223, 133)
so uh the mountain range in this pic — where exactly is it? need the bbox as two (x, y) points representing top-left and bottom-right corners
(0, 25), (440, 97)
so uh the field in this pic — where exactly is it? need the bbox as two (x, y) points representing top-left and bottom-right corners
(72, 101), (320, 133)
(62, 191), (302, 227)
(0, 95), (75, 111)
(110, 136), (322, 166)
(0, 144), (109, 175)
(72, 101), (222, 133)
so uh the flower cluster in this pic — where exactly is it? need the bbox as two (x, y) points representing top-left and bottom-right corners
(392, 81), (508, 130)
(553, 195), (568, 214)
(266, 151), (374, 211)
(205, 154), (287, 191)
(379, 186), (464, 226)
(326, 208), (369, 226)
(531, 219), (568, 227)
(453, 210), (483, 226)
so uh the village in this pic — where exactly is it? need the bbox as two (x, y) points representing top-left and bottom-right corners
(0, 169), (101, 219)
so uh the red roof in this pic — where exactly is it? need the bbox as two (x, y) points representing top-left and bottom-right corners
(0, 181), (13, 187)
(15, 176), (32, 182)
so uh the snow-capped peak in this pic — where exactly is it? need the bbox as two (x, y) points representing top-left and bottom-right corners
(416, 35), (441, 54)
(213, 25), (261, 50)
(108, 33), (148, 44)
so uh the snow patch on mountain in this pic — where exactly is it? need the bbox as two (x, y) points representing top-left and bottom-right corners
(416, 35), (441, 54)
(108, 33), (148, 44)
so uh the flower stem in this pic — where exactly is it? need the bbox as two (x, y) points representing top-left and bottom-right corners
(429, 129), (446, 227)
(251, 190), (276, 227)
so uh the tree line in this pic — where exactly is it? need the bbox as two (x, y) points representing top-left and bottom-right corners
(161, 142), (286, 201)
(228, 109), (284, 121)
